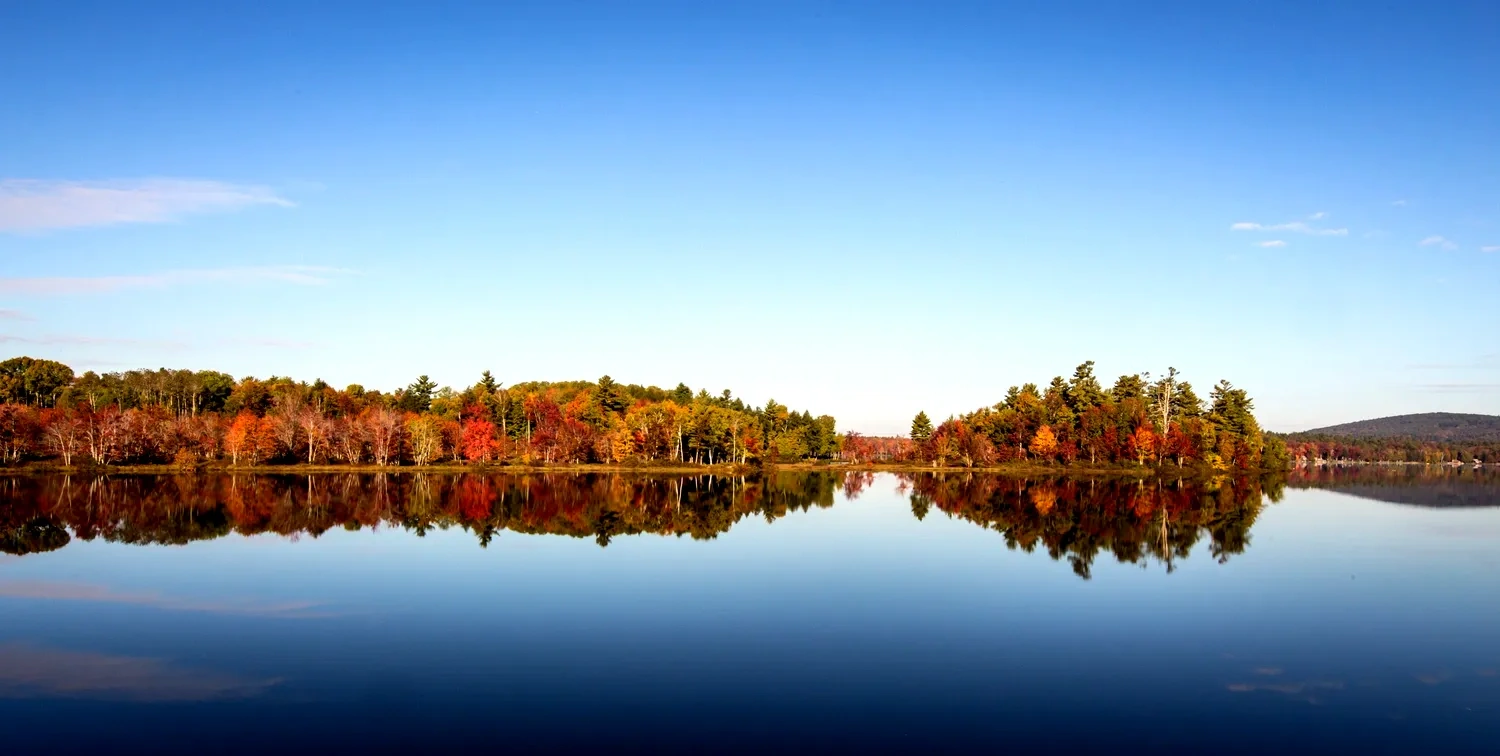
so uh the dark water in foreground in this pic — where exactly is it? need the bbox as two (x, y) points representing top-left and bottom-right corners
(1, 471), (1497, 754)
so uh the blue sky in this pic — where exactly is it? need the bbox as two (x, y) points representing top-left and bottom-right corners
(1, 1), (1496, 433)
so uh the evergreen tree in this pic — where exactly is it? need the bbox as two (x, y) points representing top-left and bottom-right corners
(596, 375), (627, 415)
(479, 370), (500, 394)
(1209, 380), (1258, 439)
(1066, 360), (1106, 412)
(1111, 374), (1147, 402)
(911, 411), (934, 441)
(401, 375), (438, 413)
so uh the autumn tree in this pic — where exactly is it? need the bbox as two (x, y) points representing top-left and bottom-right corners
(406, 415), (444, 465)
(366, 408), (404, 466)
(1128, 425), (1158, 465)
(461, 416), (498, 463)
(224, 412), (257, 465)
(1030, 425), (1059, 460)
(0, 405), (40, 463)
(41, 409), (82, 466)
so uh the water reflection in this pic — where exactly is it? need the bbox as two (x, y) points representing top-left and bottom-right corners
(0, 473), (840, 552)
(2, 472), (1281, 580)
(0, 643), (280, 702)
(1287, 466), (1500, 508)
(901, 473), (1273, 578)
(2, 470), (1498, 752)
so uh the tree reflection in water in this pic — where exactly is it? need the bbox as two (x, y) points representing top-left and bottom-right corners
(0, 472), (1277, 579)
(897, 473), (1278, 579)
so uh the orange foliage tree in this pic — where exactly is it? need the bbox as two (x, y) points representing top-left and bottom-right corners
(1029, 425), (1059, 460)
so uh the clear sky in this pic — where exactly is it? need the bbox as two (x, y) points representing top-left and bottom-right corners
(1, 1), (1496, 433)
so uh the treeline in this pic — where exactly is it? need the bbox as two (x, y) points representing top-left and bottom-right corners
(876, 362), (1286, 471)
(0, 356), (837, 467)
(1279, 433), (1500, 465)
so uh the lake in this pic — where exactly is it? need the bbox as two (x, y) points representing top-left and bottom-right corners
(2, 470), (1497, 753)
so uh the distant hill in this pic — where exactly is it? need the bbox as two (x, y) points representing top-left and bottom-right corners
(1299, 413), (1500, 443)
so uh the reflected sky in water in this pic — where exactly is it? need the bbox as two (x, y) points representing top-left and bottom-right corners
(1, 472), (1497, 754)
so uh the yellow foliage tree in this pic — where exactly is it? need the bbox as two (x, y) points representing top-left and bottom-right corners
(1029, 424), (1059, 460)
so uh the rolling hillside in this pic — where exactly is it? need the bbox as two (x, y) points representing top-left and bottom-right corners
(1300, 413), (1500, 442)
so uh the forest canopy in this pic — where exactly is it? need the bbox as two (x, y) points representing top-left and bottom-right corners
(886, 362), (1286, 472)
(0, 357), (834, 467)
(0, 357), (1284, 471)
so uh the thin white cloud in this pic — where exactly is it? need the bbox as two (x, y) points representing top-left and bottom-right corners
(0, 333), (318, 351)
(0, 334), (188, 349)
(1419, 235), (1458, 250)
(0, 178), (292, 233)
(216, 337), (322, 349)
(0, 309), (30, 320)
(1256, 240), (1287, 248)
(1230, 220), (1348, 236)
(0, 265), (348, 296)
(1482, 245), (1500, 253)
(1391, 199), (1408, 207)
(1308, 211), (1326, 220)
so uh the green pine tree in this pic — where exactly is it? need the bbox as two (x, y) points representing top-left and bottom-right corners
(911, 411), (934, 442)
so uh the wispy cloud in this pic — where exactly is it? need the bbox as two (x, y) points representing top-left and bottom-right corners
(1482, 245), (1500, 253)
(0, 309), (30, 320)
(1406, 353), (1500, 371)
(1256, 240), (1287, 248)
(1414, 383), (1500, 393)
(1419, 235), (1458, 250)
(0, 334), (188, 349)
(1391, 199), (1409, 207)
(0, 265), (348, 296)
(1308, 211), (1326, 220)
(0, 643), (280, 702)
(1230, 220), (1348, 236)
(216, 337), (322, 350)
(0, 178), (292, 233)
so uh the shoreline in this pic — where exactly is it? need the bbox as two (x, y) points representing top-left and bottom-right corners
(0, 460), (1284, 478)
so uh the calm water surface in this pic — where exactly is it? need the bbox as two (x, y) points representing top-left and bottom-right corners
(1, 471), (1497, 754)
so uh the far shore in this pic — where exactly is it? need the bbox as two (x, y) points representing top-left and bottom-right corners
(0, 460), (1291, 478)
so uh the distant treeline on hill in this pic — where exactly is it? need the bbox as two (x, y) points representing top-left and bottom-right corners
(1278, 412), (1500, 464)
(1300, 413), (1500, 443)
(0, 356), (1281, 472)
(1279, 434), (1500, 464)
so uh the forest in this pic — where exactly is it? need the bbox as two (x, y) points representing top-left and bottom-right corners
(0, 356), (835, 468)
(1278, 433), (1500, 465)
(869, 361), (1287, 472)
(0, 356), (1284, 472)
